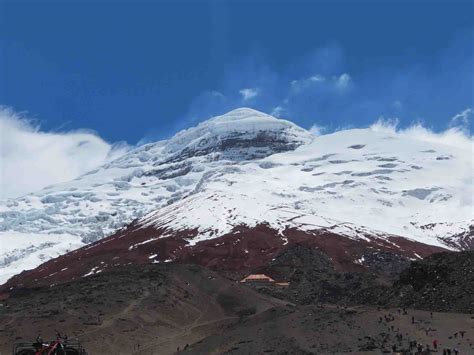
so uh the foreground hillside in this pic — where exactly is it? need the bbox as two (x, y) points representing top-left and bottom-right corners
(0, 264), (285, 354)
(263, 247), (474, 313)
(0, 251), (472, 354)
(1, 108), (472, 284)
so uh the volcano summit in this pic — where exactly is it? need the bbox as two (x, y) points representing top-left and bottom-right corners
(0, 108), (472, 287)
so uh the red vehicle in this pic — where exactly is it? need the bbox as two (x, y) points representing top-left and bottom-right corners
(13, 332), (87, 355)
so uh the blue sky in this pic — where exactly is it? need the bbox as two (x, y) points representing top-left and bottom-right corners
(1, 0), (473, 144)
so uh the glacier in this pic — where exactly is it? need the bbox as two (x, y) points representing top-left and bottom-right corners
(0, 108), (472, 284)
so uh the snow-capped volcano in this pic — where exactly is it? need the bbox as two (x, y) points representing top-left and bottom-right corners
(0, 108), (472, 284)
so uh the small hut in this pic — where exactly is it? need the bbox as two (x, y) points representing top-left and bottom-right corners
(240, 274), (275, 284)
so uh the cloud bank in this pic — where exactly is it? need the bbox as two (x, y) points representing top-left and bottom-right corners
(0, 106), (129, 198)
(369, 111), (473, 152)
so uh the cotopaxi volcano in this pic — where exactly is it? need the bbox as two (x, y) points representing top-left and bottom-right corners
(0, 108), (472, 286)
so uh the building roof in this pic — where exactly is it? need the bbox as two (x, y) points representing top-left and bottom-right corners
(240, 274), (275, 283)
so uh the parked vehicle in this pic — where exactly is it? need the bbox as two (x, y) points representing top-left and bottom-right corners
(12, 333), (87, 355)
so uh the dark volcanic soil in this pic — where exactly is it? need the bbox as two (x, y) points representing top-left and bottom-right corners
(1, 251), (472, 354)
(256, 247), (474, 314)
(183, 305), (474, 354)
(0, 264), (284, 355)
(381, 250), (474, 313)
(1, 261), (472, 355)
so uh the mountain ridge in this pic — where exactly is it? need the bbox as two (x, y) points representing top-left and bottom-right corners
(0, 108), (472, 284)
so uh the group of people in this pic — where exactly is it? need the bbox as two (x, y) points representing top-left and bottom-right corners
(376, 308), (469, 354)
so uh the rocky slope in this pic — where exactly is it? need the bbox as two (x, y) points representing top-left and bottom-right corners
(382, 250), (474, 312)
(0, 263), (285, 354)
(0, 108), (472, 284)
(256, 247), (474, 313)
(1, 252), (473, 355)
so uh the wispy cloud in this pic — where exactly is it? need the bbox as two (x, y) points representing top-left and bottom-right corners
(335, 73), (351, 90)
(309, 123), (326, 136)
(177, 33), (472, 136)
(370, 116), (473, 151)
(239, 88), (259, 101)
(0, 106), (129, 198)
(449, 108), (472, 131)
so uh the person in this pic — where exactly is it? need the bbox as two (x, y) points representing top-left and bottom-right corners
(460, 330), (465, 338)
(392, 344), (397, 352)
(433, 339), (438, 350)
(454, 332), (458, 338)
(430, 311), (433, 318)
(453, 347), (459, 355)
(412, 315), (415, 324)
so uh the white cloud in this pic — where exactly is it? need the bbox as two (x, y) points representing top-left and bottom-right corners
(271, 105), (285, 117)
(0, 106), (129, 198)
(370, 116), (473, 151)
(369, 117), (400, 133)
(309, 75), (325, 82)
(449, 108), (472, 129)
(290, 74), (326, 93)
(335, 73), (351, 89)
(309, 123), (326, 136)
(210, 90), (226, 99)
(239, 88), (259, 101)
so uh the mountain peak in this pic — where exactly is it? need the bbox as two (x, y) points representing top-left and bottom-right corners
(163, 108), (314, 158)
(209, 107), (277, 123)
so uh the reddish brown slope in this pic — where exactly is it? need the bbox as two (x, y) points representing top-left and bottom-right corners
(0, 222), (446, 297)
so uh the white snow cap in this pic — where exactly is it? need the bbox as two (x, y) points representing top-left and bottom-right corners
(0, 107), (472, 284)
(163, 108), (314, 155)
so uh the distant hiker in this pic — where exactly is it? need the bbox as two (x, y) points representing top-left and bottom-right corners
(433, 339), (438, 350)
(460, 330), (465, 338)
(412, 315), (415, 324)
(454, 332), (458, 338)
(392, 344), (397, 352)
(379, 316), (383, 323)
(453, 347), (459, 355)
(447, 348), (452, 355)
